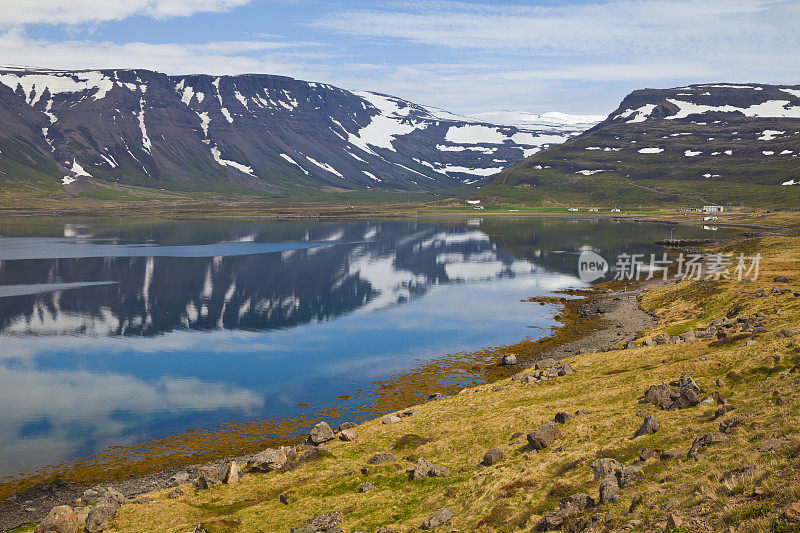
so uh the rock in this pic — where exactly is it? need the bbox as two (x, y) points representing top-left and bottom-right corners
(339, 429), (357, 441)
(309, 421), (335, 444)
(424, 392), (447, 403)
(591, 458), (622, 481)
(777, 328), (797, 338)
(337, 422), (357, 432)
(73, 507), (90, 526)
(299, 445), (331, 463)
(80, 488), (101, 506)
(716, 378), (726, 387)
(554, 412), (573, 424)
(560, 493), (595, 512)
(557, 362), (574, 376)
(132, 497), (153, 505)
(688, 432), (728, 459)
(535, 359), (558, 370)
(367, 453), (396, 465)
(642, 338), (656, 347)
(666, 513), (683, 530)
(85, 504), (117, 533)
(642, 384), (675, 409)
(639, 448), (656, 461)
(774, 276), (790, 282)
(784, 501), (800, 522)
(713, 405), (736, 419)
(399, 408), (420, 417)
(599, 475), (620, 504)
(250, 448), (288, 471)
(297, 511), (342, 532)
(36, 505), (81, 533)
(501, 354), (517, 366)
(167, 472), (191, 487)
(98, 487), (126, 508)
(382, 415), (402, 424)
(168, 487), (184, 499)
(280, 493), (292, 505)
(223, 461), (241, 484)
(482, 449), (504, 466)
(527, 422), (562, 450)
(359, 482), (377, 493)
(618, 465), (643, 488)
(197, 465), (225, 488)
(632, 415), (660, 438)
(776, 395), (789, 406)
(421, 508), (456, 530)
(412, 457), (450, 479)
(660, 449), (683, 461)
(669, 387), (701, 410)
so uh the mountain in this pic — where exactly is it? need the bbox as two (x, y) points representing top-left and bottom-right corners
(0, 67), (599, 196)
(479, 83), (800, 207)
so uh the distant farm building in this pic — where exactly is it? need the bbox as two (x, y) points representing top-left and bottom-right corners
(703, 205), (724, 213)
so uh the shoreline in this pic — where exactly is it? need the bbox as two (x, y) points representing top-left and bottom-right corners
(0, 274), (663, 532)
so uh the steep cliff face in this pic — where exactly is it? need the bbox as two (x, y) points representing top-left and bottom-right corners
(0, 67), (598, 194)
(480, 83), (800, 207)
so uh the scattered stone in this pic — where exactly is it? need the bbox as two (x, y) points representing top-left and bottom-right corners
(784, 501), (800, 522)
(412, 457), (450, 479)
(85, 504), (118, 533)
(359, 482), (377, 493)
(642, 384), (675, 409)
(399, 408), (420, 417)
(776, 328), (797, 338)
(501, 354), (517, 366)
(774, 276), (790, 283)
(337, 422), (356, 432)
(554, 412), (572, 424)
(599, 475), (620, 504)
(666, 513), (683, 531)
(527, 422), (562, 450)
(632, 415), (660, 439)
(36, 505), (81, 533)
(339, 429), (357, 441)
(280, 493), (292, 505)
(292, 511), (342, 533)
(168, 487), (184, 499)
(424, 393), (447, 402)
(223, 461), (242, 484)
(560, 493), (595, 512)
(639, 448), (657, 462)
(250, 448), (288, 472)
(687, 432), (728, 459)
(713, 405), (736, 420)
(309, 422), (335, 444)
(382, 415), (402, 424)
(591, 458), (623, 481)
(421, 508), (456, 530)
(660, 449), (683, 461)
(482, 449), (504, 466)
(367, 453), (396, 465)
(716, 378), (725, 387)
(776, 395), (789, 406)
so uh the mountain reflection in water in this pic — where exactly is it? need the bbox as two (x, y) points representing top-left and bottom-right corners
(0, 217), (724, 478)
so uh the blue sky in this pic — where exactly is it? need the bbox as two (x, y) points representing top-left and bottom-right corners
(1, 0), (798, 115)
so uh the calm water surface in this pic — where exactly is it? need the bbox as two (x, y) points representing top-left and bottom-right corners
(0, 217), (726, 478)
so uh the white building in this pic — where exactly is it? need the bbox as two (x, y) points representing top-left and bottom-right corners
(703, 205), (724, 213)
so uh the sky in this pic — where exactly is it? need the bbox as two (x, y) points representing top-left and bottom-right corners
(0, 0), (798, 115)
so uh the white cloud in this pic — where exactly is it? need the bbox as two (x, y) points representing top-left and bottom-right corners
(0, 0), (255, 26)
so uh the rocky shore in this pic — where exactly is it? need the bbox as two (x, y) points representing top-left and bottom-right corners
(5, 233), (800, 532)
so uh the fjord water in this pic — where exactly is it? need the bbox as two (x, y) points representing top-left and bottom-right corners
(0, 217), (723, 479)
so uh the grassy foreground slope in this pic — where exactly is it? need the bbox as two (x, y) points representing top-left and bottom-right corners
(90, 229), (800, 533)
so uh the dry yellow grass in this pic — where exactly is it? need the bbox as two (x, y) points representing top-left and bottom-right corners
(64, 236), (800, 532)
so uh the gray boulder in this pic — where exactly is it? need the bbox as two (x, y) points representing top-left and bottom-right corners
(412, 457), (450, 479)
(632, 415), (660, 438)
(599, 475), (620, 504)
(421, 508), (456, 530)
(223, 461), (242, 484)
(250, 448), (288, 471)
(85, 504), (118, 533)
(309, 421), (335, 444)
(527, 422), (562, 450)
(36, 505), (81, 533)
(482, 449), (504, 466)
(366, 453), (396, 465)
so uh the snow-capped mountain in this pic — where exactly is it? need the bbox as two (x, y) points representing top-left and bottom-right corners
(480, 83), (800, 207)
(0, 67), (600, 193)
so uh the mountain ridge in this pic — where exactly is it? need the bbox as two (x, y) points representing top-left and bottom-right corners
(0, 66), (599, 196)
(479, 82), (800, 207)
